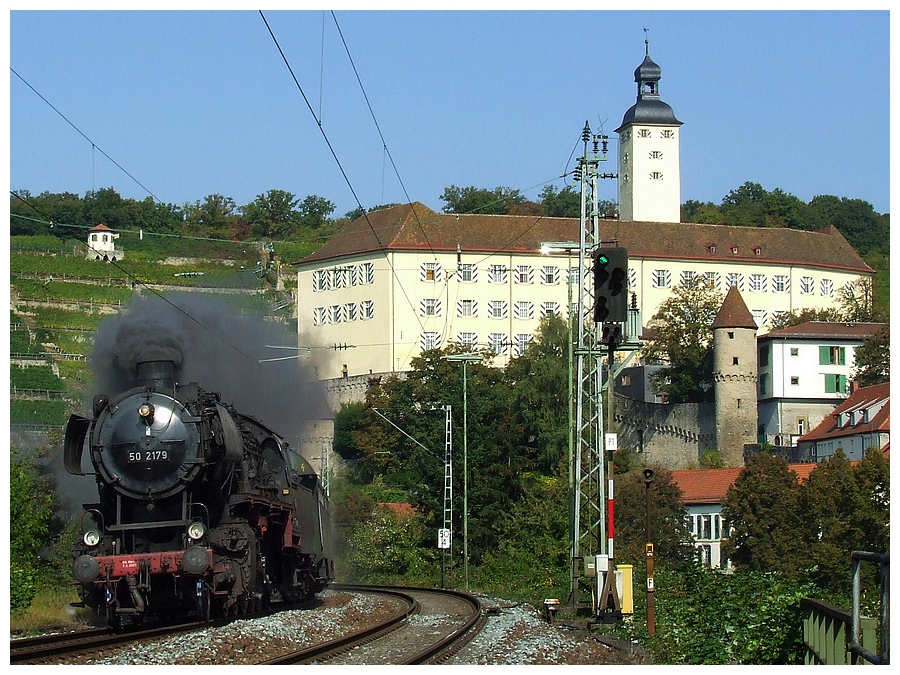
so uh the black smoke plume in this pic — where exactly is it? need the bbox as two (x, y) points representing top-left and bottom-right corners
(89, 292), (331, 444)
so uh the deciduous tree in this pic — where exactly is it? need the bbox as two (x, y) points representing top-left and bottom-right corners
(642, 278), (722, 403)
(721, 452), (810, 579)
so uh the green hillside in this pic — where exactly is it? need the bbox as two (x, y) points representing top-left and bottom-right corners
(8, 235), (299, 434)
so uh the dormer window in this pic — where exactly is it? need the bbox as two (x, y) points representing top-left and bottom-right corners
(731, 246), (739, 255)
(707, 243), (717, 254)
(753, 246), (762, 256)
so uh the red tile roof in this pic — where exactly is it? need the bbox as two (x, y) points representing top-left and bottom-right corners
(761, 321), (886, 341)
(672, 462), (820, 504)
(798, 382), (890, 443)
(295, 203), (873, 275)
(89, 222), (112, 231)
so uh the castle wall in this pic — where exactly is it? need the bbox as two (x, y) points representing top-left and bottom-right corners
(614, 395), (717, 470)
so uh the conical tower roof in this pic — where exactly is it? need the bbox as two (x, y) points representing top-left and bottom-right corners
(711, 285), (757, 330)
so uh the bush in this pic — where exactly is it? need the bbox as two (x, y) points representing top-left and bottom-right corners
(615, 565), (815, 664)
(344, 505), (435, 584)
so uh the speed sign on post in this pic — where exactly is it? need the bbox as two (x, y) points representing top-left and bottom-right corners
(437, 528), (451, 550)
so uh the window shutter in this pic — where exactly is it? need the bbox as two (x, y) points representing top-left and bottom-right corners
(819, 346), (830, 365)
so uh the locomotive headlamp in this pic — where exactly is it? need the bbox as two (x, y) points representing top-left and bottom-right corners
(83, 529), (101, 547)
(187, 521), (206, 541)
(138, 402), (155, 423)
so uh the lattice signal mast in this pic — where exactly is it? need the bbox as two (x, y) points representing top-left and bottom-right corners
(569, 121), (618, 613)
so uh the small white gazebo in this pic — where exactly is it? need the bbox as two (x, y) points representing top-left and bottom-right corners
(86, 223), (124, 261)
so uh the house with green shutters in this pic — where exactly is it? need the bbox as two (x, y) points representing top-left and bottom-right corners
(756, 321), (885, 448)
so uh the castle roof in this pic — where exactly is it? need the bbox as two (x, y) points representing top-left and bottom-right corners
(295, 204), (873, 277)
(615, 49), (683, 131)
(711, 285), (757, 330)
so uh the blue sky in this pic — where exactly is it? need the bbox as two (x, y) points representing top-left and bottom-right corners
(7, 8), (891, 220)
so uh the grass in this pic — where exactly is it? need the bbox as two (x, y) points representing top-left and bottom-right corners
(9, 585), (96, 634)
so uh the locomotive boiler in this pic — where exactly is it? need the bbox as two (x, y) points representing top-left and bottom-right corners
(64, 359), (333, 626)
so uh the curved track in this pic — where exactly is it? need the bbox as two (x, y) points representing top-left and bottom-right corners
(261, 584), (486, 665)
(11, 585), (484, 666)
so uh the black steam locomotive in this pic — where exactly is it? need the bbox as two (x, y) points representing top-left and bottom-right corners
(64, 359), (333, 626)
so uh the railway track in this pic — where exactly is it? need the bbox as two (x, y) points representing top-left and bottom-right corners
(9, 585), (486, 666)
(262, 585), (486, 665)
(9, 621), (205, 664)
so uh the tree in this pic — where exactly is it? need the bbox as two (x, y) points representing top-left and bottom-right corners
(296, 194), (336, 230)
(439, 185), (524, 215)
(612, 468), (695, 569)
(721, 453), (810, 580)
(10, 451), (60, 613)
(681, 199), (724, 224)
(540, 184), (581, 218)
(642, 278), (722, 402)
(242, 189), (301, 239)
(767, 306), (844, 331)
(852, 324), (889, 386)
(809, 195), (889, 257)
(334, 401), (365, 460)
(183, 193), (241, 239)
(503, 315), (570, 473)
(840, 277), (885, 323)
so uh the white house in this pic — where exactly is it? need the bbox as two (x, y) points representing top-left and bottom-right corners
(86, 223), (124, 261)
(672, 463), (817, 569)
(756, 322), (885, 447)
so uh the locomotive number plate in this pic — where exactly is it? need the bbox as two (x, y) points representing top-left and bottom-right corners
(128, 450), (170, 462)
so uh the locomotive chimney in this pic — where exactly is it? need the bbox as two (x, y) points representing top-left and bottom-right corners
(136, 360), (176, 390)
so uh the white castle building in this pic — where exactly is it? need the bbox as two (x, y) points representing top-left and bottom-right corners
(294, 48), (873, 390)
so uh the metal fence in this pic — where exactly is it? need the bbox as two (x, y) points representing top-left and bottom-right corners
(802, 550), (889, 665)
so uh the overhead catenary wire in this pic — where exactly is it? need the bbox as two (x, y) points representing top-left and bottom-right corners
(257, 10), (428, 342)
(10, 67), (164, 205)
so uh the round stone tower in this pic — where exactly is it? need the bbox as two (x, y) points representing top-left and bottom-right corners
(711, 286), (758, 467)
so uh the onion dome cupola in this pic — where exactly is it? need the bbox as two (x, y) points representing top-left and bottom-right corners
(616, 42), (683, 130)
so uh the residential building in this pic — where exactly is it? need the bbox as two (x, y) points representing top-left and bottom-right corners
(796, 382), (890, 461)
(756, 322), (885, 447)
(672, 462), (818, 569)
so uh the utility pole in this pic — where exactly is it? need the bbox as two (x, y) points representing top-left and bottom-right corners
(443, 352), (481, 591)
(441, 405), (452, 589)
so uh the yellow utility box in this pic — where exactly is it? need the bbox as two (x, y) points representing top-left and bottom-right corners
(616, 564), (634, 615)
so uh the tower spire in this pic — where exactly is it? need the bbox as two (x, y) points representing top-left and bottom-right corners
(644, 27), (649, 55)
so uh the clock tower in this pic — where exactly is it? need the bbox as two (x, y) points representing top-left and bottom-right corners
(615, 41), (683, 223)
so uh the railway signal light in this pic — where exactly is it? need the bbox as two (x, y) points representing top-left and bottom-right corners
(593, 247), (628, 323)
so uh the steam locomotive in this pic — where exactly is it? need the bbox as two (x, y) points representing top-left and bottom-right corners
(64, 359), (333, 627)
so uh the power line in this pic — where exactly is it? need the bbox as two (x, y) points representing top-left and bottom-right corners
(10, 67), (163, 204)
(258, 10), (427, 340)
